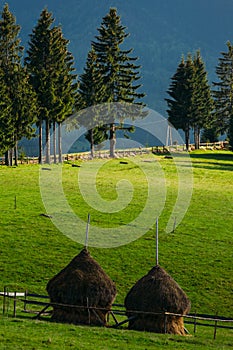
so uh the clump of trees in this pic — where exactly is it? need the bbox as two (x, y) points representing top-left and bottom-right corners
(166, 45), (233, 150)
(166, 51), (213, 150)
(0, 4), (78, 165)
(25, 9), (78, 164)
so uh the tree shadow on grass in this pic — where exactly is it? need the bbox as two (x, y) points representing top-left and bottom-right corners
(190, 152), (233, 171)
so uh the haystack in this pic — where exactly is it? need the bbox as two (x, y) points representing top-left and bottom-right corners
(46, 248), (116, 325)
(124, 265), (190, 335)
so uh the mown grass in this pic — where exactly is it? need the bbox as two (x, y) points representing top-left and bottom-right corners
(0, 150), (232, 349)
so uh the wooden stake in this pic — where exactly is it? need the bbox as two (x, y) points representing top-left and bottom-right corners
(3, 286), (6, 315)
(194, 310), (197, 334)
(85, 213), (90, 249)
(214, 313), (218, 340)
(156, 218), (159, 266)
(13, 291), (17, 317)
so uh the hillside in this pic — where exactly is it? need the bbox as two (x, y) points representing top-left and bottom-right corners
(0, 151), (232, 347)
(3, 0), (233, 114)
(0, 151), (232, 315)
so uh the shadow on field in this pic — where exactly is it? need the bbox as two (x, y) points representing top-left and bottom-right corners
(190, 152), (233, 171)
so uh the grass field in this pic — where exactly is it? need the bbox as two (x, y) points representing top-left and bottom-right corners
(0, 150), (232, 349)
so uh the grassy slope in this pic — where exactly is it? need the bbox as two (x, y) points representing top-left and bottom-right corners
(0, 150), (232, 349)
(0, 318), (232, 350)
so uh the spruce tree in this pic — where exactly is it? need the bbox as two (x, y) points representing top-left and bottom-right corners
(213, 41), (233, 148)
(92, 8), (145, 157)
(0, 4), (37, 165)
(25, 8), (55, 164)
(49, 26), (78, 163)
(192, 51), (213, 149)
(77, 46), (107, 157)
(11, 67), (38, 165)
(166, 55), (195, 150)
(0, 67), (12, 155)
(25, 9), (77, 163)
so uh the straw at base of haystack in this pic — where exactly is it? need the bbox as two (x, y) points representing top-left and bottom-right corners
(124, 265), (191, 335)
(46, 248), (117, 326)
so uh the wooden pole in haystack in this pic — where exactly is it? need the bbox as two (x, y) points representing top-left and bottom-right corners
(156, 217), (159, 266)
(85, 213), (90, 249)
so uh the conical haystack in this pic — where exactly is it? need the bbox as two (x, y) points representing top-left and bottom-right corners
(46, 248), (117, 325)
(124, 265), (190, 335)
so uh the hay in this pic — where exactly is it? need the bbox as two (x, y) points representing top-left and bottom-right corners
(46, 248), (117, 326)
(124, 265), (191, 334)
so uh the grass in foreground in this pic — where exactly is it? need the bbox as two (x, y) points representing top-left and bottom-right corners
(0, 316), (233, 350)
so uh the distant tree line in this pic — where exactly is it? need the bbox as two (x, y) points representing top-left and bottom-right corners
(0, 3), (232, 165)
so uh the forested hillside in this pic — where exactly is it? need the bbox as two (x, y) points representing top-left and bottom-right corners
(3, 0), (233, 114)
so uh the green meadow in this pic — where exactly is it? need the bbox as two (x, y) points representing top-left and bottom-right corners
(0, 150), (232, 349)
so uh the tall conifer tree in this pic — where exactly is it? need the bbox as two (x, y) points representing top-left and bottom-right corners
(92, 8), (145, 157)
(192, 51), (213, 149)
(213, 41), (233, 148)
(25, 9), (55, 164)
(78, 46), (107, 157)
(49, 25), (78, 163)
(0, 66), (12, 155)
(0, 4), (37, 165)
(166, 55), (195, 150)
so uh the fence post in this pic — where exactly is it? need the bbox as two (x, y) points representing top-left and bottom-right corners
(3, 286), (6, 315)
(194, 311), (197, 334)
(164, 311), (167, 334)
(24, 290), (28, 312)
(13, 291), (17, 317)
(214, 313), (218, 340)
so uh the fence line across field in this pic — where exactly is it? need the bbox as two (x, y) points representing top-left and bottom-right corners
(0, 140), (229, 165)
(1, 290), (233, 340)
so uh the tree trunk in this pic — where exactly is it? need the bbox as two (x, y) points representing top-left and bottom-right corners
(38, 120), (43, 164)
(194, 125), (200, 150)
(14, 141), (18, 166)
(5, 150), (9, 166)
(185, 126), (190, 151)
(90, 128), (94, 158)
(58, 122), (62, 163)
(53, 121), (57, 164)
(45, 119), (51, 164)
(109, 123), (116, 158)
(229, 116), (233, 149)
(9, 149), (13, 166)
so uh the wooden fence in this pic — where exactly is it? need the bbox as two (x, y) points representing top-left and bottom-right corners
(1, 289), (233, 340)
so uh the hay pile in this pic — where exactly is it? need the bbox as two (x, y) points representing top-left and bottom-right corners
(46, 248), (116, 325)
(124, 265), (190, 335)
